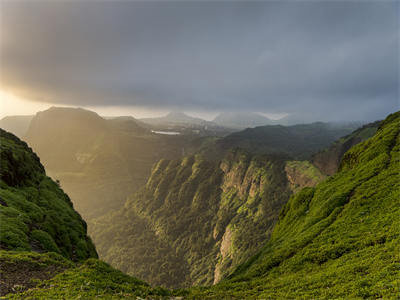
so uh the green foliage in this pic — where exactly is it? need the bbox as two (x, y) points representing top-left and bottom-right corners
(91, 149), (293, 288)
(1, 251), (169, 299)
(215, 122), (357, 160)
(186, 111), (400, 298)
(312, 120), (380, 175)
(30, 230), (60, 253)
(0, 129), (97, 261)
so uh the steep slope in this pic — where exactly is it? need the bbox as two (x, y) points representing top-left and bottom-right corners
(0, 115), (33, 138)
(213, 112), (273, 129)
(91, 150), (325, 288)
(24, 107), (203, 219)
(312, 120), (380, 175)
(0, 128), (97, 260)
(188, 111), (400, 298)
(214, 122), (358, 160)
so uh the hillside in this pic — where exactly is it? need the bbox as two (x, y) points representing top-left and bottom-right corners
(188, 111), (400, 298)
(312, 120), (380, 175)
(0, 128), (97, 260)
(91, 150), (325, 288)
(0, 115), (33, 138)
(213, 122), (359, 160)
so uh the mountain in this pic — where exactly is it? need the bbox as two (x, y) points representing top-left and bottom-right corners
(188, 111), (400, 298)
(91, 149), (325, 288)
(213, 112), (273, 129)
(0, 115), (33, 138)
(141, 111), (208, 126)
(213, 122), (359, 160)
(24, 107), (211, 219)
(312, 120), (380, 175)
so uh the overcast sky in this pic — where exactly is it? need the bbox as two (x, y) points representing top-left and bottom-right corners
(1, 1), (399, 121)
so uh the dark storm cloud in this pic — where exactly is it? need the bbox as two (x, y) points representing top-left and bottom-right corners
(1, 1), (399, 121)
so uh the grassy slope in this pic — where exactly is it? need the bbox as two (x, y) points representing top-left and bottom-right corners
(312, 121), (380, 175)
(4, 252), (170, 299)
(0, 129), (97, 260)
(187, 111), (400, 298)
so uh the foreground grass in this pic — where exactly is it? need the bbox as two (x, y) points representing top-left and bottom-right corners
(3, 252), (170, 299)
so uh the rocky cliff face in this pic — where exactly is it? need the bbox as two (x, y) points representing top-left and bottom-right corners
(91, 148), (327, 288)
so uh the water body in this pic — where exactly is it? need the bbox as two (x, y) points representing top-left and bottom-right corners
(151, 130), (181, 135)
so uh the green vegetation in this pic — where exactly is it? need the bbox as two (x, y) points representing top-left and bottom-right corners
(5, 256), (170, 299)
(214, 122), (358, 160)
(285, 160), (326, 193)
(312, 120), (380, 175)
(0, 250), (73, 296)
(91, 150), (294, 288)
(187, 111), (400, 298)
(0, 128), (97, 260)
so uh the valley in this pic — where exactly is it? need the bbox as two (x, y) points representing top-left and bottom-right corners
(0, 110), (398, 298)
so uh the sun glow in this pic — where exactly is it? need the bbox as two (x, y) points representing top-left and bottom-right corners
(0, 90), (53, 119)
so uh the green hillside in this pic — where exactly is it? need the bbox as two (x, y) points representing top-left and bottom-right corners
(91, 150), (325, 288)
(214, 122), (358, 160)
(0, 128), (97, 260)
(312, 120), (380, 175)
(188, 111), (400, 298)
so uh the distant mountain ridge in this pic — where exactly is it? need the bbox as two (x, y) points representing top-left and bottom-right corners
(140, 111), (210, 126)
(23, 107), (211, 219)
(212, 121), (360, 160)
(213, 112), (273, 129)
(0, 115), (33, 138)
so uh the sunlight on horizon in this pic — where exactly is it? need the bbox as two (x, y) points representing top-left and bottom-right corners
(0, 90), (54, 119)
(0, 90), (288, 121)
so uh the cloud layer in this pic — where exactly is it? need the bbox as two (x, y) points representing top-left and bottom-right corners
(1, 1), (398, 121)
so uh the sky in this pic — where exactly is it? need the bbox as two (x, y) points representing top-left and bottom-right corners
(0, 1), (399, 121)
